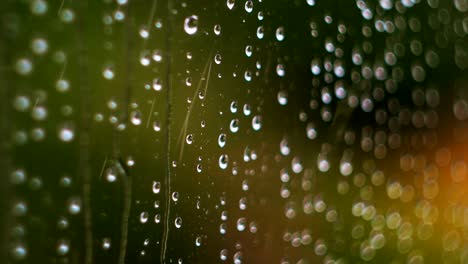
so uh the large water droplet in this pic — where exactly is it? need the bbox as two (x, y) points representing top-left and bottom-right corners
(184, 15), (199, 35)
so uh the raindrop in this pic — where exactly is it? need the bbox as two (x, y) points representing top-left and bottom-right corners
(236, 218), (246, 231)
(227, 0), (235, 10)
(30, 0), (47, 15)
(277, 90), (288, 105)
(67, 198), (81, 215)
(172, 191), (179, 202)
(15, 58), (33, 75)
(195, 236), (202, 247)
(184, 15), (199, 35)
(219, 154), (229, 170)
(218, 133), (227, 148)
(243, 104), (251, 116)
(280, 138), (290, 156)
(244, 71), (252, 82)
(245, 0), (253, 13)
(102, 67), (114, 80)
(56, 79), (70, 93)
(276, 27), (285, 41)
(152, 78), (162, 91)
(175, 216), (182, 228)
(276, 64), (285, 77)
(186, 134), (193, 144)
(256, 26), (264, 39)
(152, 181), (161, 194)
(102, 238), (111, 250)
(140, 212), (149, 223)
(13, 96), (30, 112)
(152, 50), (162, 62)
(31, 38), (48, 55)
(230, 119), (239, 133)
(130, 110), (142, 126)
(58, 126), (74, 142)
(214, 24), (222, 35)
(214, 53), (222, 64)
(245, 45), (253, 57)
(57, 240), (70, 256)
(230, 101), (238, 113)
(251, 115), (262, 131)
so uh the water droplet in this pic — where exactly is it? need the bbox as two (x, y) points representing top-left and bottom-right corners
(13, 96), (31, 112)
(130, 110), (142, 126)
(140, 51), (151, 66)
(60, 8), (75, 23)
(245, 45), (253, 57)
(276, 64), (285, 77)
(15, 58), (33, 75)
(172, 191), (179, 202)
(244, 0), (253, 13)
(251, 115), (262, 131)
(184, 15), (199, 35)
(140, 211), (149, 223)
(103, 67), (114, 80)
(32, 106), (47, 121)
(57, 240), (70, 256)
(306, 123), (317, 140)
(256, 26), (264, 39)
(220, 223), (227, 234)
(244, 70), (252, 82)
(214, 24), (222, 35)
(153, 121), (161, 132)
(152, 181), (161, 194)
(68, 198), (81, 215)
(186, 134), (193, 144)
(31, 38), (48, 55)
(152, 78), (162, 91)
(277, 90), (288, 105)
(243, 104), (251, 116)
(195, 236), (202, 247)
(227, 0), (235, 10)
(175, 216), (182, 228)
(219, 154), (229, 169)
(230, 119), (239, 133)
(139, 26), (149, 38)
(155, 214), (161, 223)
(102, 238), (111, 250)
(218, 133), (227, 148)
(276, 26), (285, 41)
(214, 53), (222, 64)
(12, 201), (27, 216)
(236, 218), (246, 231)
(30, 0), (48, 15)
(56, 79), (70, 93)
(280, 138), (290, 156)
(58, 126), (74, 142)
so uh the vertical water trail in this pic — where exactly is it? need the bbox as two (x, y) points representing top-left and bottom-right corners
(117, 160), (132, 264)
(177, 55), (212, 162)
(160, 0), (174, 262)
(76, 0), (93, 263)
(117, 2), (136, 263)
(0, 20), (12, 263)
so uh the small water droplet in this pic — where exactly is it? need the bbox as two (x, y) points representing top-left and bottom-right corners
(218, 133), (227, 148)
(276, 26), (285, 41)
(152, 181), (161, 194)
(175, 216), (183, 228)
(219, 154), (229, 170)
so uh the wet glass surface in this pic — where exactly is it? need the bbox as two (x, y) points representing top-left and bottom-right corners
(1, 0), (468, 263)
